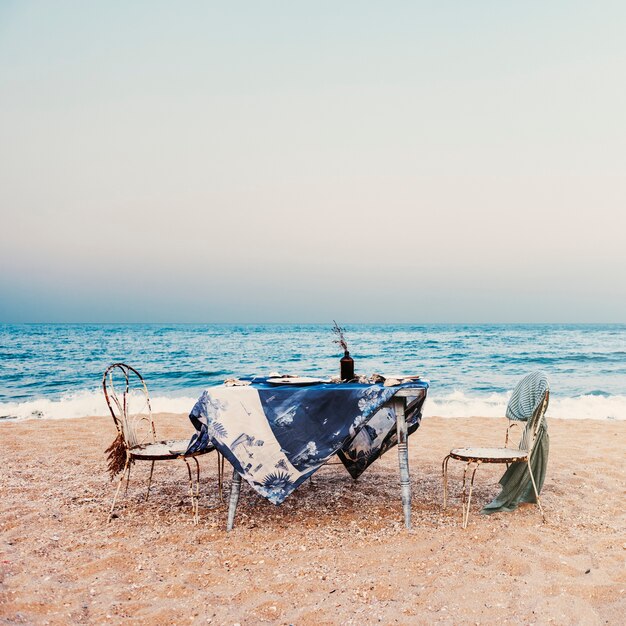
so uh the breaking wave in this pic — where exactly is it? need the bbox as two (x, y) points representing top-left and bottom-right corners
(0, 389), (199, 421)
(2, 389), (625, 422)
(426, 391), (626, 420)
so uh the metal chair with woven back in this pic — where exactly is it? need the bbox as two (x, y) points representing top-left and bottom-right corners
(442, 371), (550, 528)
(103, 363), (222, 523)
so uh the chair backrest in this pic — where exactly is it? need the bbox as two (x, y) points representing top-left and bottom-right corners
(506, 371), (550, 454)
(102, 363), (155, 450)
(518, 389), (549, 454)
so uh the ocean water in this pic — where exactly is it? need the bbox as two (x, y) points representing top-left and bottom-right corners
(0, 324), (624, 421)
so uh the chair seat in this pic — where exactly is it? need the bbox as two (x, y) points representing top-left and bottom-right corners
(130, 439), (213, 461)
(449, 447), (529, 463)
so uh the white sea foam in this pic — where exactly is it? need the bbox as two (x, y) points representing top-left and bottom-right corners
(1, 389), (625, 422)
(0, 390), (199, 421)
(426, 391), (626, 420)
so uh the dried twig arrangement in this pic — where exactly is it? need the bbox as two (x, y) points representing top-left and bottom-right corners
(105, 433), (128, 479)
(332, 320), (349, 352)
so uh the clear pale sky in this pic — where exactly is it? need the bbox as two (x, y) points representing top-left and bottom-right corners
(1, 1), (625, 323)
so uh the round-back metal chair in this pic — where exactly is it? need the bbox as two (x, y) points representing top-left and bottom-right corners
(103, 363), (219, 523)
(442, 371), (550, 528)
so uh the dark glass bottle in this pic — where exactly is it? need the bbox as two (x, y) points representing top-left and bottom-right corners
(340, 350), (354, 381)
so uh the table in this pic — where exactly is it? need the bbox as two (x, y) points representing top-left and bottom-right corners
(186, 377), (429, 530)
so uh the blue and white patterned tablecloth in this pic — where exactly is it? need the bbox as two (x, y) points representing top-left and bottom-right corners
(186, 377), (429, 504)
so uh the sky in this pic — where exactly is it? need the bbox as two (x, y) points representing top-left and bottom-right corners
(1, 1), (625, 323)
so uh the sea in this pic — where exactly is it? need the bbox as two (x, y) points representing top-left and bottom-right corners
(0, 323), (624, 421)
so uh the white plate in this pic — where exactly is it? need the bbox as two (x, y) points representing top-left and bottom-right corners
(267, 377), (331, 385)
(384, 375), (421, 380)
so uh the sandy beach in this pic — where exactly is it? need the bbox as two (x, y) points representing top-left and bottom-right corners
(1, 414), (624, 625)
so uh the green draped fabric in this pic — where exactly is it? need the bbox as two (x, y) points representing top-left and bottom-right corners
(481, 417), (549, 514)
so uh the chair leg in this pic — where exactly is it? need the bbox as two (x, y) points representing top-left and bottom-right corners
(124, 460), (132, 497)
(145, 460), (155, 501)
(527, 459), (546, 522)
(108, 457), (130, 523)
(461, 462), (470, 526)
(463, 463), (481, 529)
(442, 455), (451, 508)
(226, 468), (242, 532)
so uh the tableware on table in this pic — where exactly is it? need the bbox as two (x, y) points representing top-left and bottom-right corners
(266, 376), (331, 385)
(383, 374), (421, 387)
(384, 375), (421, 381)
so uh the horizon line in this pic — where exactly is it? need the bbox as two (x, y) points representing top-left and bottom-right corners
(1, 321), (625, 326)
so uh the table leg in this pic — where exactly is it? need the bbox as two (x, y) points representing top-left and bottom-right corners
(226, 468), (242, 532)
(393, 395), (412, 529)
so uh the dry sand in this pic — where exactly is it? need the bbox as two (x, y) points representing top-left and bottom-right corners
(1, 414), (625, 625)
